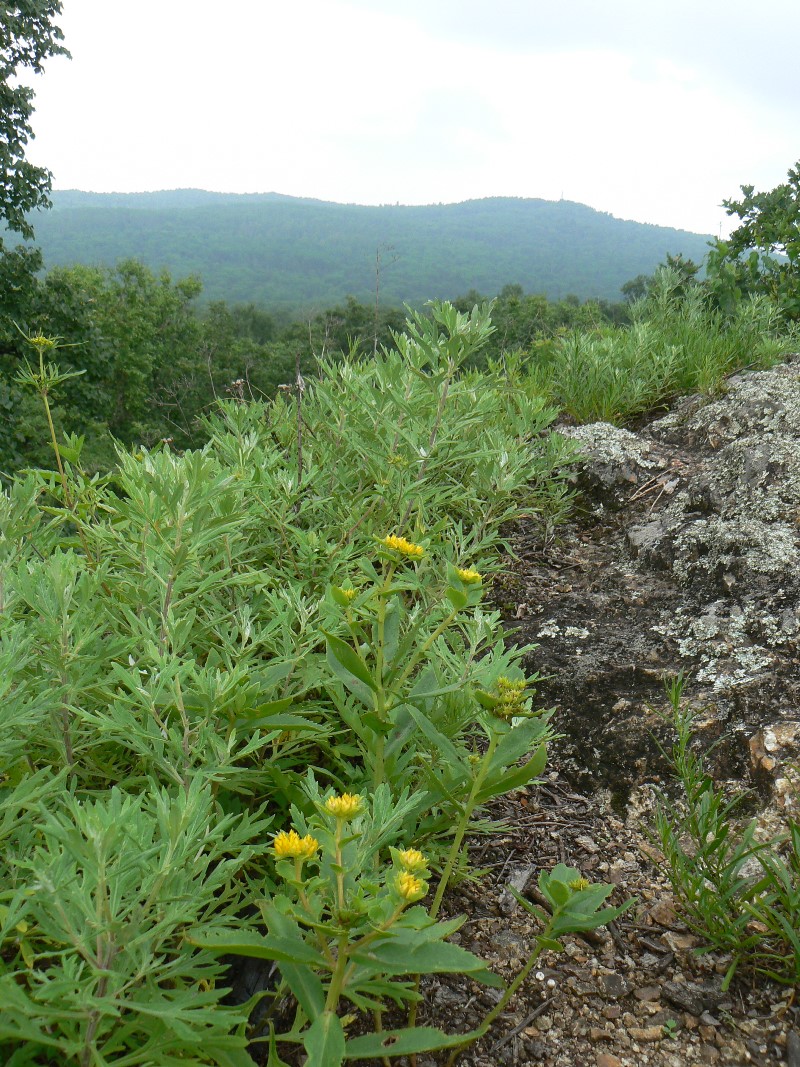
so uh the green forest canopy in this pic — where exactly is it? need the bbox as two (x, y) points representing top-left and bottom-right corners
(28, 190), (714, 312)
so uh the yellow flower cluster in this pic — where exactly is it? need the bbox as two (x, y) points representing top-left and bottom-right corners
(379, 534), (425, 559)
(397, 848), (428, 872)
(324, 792), (364, 819)
(273, 829), (319, 860)
(455, 567), (482, 584)
(27, 333), (58, 350)
(395, 871), (427, 901)
(340, 588), (357, 602)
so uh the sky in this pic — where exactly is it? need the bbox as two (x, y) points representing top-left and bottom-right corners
(24, 0), (800, 237)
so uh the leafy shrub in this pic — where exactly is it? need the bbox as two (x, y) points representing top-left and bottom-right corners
(0, 302), (596, 1063)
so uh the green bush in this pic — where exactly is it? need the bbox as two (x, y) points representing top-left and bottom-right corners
(2, 302), (608, 1064)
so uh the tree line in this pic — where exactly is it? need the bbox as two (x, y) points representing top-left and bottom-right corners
(2, 2), (800, 476)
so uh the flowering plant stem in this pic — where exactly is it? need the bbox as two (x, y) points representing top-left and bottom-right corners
(430, 731), (498, 922)
(408, 729), (499, 1040)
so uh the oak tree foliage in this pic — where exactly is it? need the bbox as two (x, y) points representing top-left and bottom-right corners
(709, 162), (800, 317)
(0, 0), (68, 239)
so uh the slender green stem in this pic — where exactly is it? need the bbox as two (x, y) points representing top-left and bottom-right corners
(334, 819), (346, 915)
(443, 929), (551, 1067)
(370, 561), (395, 789)
(324, 932), (351, 1013)
(393, 606), (459, 693)
(41, 386), (72, 508)
(409, 729), (500, 1038)
(478, 936), (547, 1031)
(373, 1010), (392, 1067)
(431, 730), (498, 922)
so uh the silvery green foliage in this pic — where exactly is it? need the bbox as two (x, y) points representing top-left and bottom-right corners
(0, 302), (575, 1061)
(1, 780), (268, 1064)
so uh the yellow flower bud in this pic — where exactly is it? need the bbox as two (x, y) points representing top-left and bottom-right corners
(324, 792), (364, 819)
(456, 567), (482, 584)
(568, 876), (591, 891)
(395, 871), (427, 901)
(397, 848), (427, 872)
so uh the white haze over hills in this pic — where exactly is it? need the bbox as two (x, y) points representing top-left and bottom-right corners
(24, 0), (800, 238)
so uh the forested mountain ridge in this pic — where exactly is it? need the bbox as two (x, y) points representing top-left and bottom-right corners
(30, 191), (713, 311)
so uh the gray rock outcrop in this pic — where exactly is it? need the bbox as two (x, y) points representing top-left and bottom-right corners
(515, 355), (800, 809)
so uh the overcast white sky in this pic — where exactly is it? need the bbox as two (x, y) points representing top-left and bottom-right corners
(25, 0), (800, 236)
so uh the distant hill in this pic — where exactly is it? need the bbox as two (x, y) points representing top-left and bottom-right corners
(29, 190), (713, 311)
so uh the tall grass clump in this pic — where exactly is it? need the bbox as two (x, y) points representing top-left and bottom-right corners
(0, 303), (631, 1065)
(530, 266), (798, 424)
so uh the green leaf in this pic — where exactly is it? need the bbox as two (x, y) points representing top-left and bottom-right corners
(361, 711), (394, 736)
(536, 936), (565, 953)
(323, 630), (378, 702)
(382, 595), (402, 668)
(260, 903), (327, 1018)
(185, 927), (324, 966)
(477, 743), (547, 802)
(266, 1025), (292, 1067)
(304, 1012), (345, 1067)
(57, 443), (81, 464)
(236, 696), (296, 720)
(279, 962), (327, 1022)
(235, 711), (320, 734)
(489, 716), (549, 774)
(344, 1025), (486, 1059)
(403, 704), (464, 769)
(354, 939), (502, 985)
(444, 586), (468, 611)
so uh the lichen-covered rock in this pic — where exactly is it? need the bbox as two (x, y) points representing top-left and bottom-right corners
(513, 354), (800, 800)
(559, 423), (670, 507)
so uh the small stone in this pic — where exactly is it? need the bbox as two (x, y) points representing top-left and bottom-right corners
(634, 985), (662, 1001)
(662, 980), (707, 1016)
(602, 1005), (621, 1020)
(699, 1025), (717, 1041)
(575, 834), (600, 853)
(596, 1055), (623, 1067)
(590, 1027), (612, 1042)
(601, 972), (632, 998)
(663, 930), (700, 952)
(699, 1045), (721, 1063)
(648, 899), (678, 926)
(627, 1025), (664, 1042)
